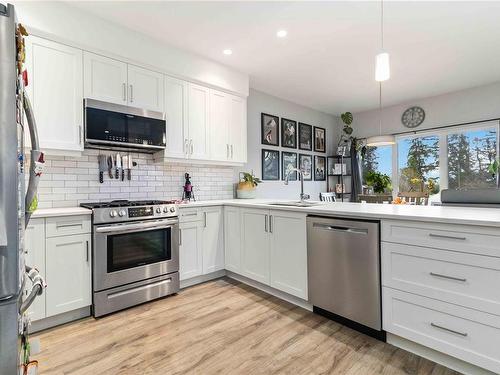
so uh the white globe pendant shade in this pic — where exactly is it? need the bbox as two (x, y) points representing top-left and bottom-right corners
(375, 52), (390, 82)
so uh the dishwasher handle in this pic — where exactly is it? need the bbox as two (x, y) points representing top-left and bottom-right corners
(312, 222), (369, 235)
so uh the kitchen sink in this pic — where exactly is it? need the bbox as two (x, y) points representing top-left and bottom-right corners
(268, 201), (322, 207)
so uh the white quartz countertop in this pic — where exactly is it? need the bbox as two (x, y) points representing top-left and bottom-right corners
(178, 199), (500, 228)
(31, 207), (92, 218)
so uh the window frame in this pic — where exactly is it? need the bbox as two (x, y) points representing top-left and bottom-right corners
(393, 120), (500, 197)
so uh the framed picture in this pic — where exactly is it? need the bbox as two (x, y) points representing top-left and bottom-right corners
(298, 123), (312, 151)
(262, 149), (280, 180)
(282, 152), (298, 180)
(299, 154), (312, 181)
(261, 113), (279, 146)
(314, 155), (326, 181)
(314, 126), (326, 153)
(281, 118), (297, 149)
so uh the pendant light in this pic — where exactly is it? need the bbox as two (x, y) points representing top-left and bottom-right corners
(375, 0), (390, 82)
(367, 0), (395, 147)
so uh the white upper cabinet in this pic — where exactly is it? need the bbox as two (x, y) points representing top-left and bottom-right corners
(84, 52), (127, 105)
(209, 90), (229, 161)
(127, 64), (164, 112)
(164, 77), (188, 159)
(188, 83), (210, 160)
(26, 36), (84, 152)
(228, 94), (247, 163)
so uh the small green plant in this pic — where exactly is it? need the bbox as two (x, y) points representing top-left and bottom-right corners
(340, 112), (353, 135)
(488, 158), (499, 176)
(365, 171), (392, 194)
(240, 172), (261, 187)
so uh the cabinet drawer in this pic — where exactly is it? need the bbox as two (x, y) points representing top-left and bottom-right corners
(381, 220), (500, 257)
(382, 242), (500, 315)
(383, 288), (500, 374)
(179, 208), (201, 223)
(46, 215), (91, 237)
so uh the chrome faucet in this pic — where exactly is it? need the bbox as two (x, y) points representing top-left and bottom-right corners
(284, 168), (310, 201)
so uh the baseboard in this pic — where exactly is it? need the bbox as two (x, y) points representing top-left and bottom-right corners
(180, 270), (226, 289)
(29, 306), (91, 333)
(387, 333), (496, 375)
(226, 271), (312, 311)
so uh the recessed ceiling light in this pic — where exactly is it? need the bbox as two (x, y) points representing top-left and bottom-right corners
(276, 30), (287, 38)
(223, 49), (233, 55)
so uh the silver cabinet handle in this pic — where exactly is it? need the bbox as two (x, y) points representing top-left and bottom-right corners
(122, 83), (127, 101)
(226, 144), (230, 158)
(190, 139), (194, 155)
(184, 138), (189, 155)
(182, 212), (197, 217)
(204, 212), (207, 228)
(269, 215), (273, 233)
(86, 240), (89, 263)
(430, 322), (468, 337)
(56, 222), (83, 229)
(179, 228), (182, 246)
(129, 84), (134, 102)
(231, 144), (233, 159)
(430, 272), (466, 282)
(79, 125), (83, 145)
(264, 215), (268, 232)
(429, 233), (466, 241)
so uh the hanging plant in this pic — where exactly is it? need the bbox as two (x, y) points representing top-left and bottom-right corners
(340, 112), (353, 135)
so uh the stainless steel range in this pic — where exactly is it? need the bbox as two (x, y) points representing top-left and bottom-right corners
(80, 200), (179, 317)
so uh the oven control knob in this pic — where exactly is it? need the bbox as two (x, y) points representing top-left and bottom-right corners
(169, 207), (176, 213)
(156, 207), (162, 214)
(109, 210), (118, 218)
(118, 210), (126, 217)
(163, 207), (169, 213)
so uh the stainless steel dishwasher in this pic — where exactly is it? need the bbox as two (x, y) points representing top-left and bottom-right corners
(307, 216), (385, 340)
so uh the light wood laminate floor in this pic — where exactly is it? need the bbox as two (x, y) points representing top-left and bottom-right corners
(34, 278), (460, 375)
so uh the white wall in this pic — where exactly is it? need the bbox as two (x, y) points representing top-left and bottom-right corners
(13, 1), (249, 96)
(240, 89), (338, 200)
(351, 81), (500, 139)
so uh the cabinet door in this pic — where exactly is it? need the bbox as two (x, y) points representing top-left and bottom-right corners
(188, 83), (210, 160)
(83, 52), (127, 105)
(179, 221), (203, 280)
(270, 211), (308, 299)
(228, 95), (247, 163)
(224, 206), (241, 273)
(26, 36), (83, 152)
(164, 76), (188, 159)
(240, 208), (270, 285)
(24, 218), (46, 322)
(127, 64), (164, 112)
(209, 90), (229, 161)
(202, 207), (224, 274)
(45, 234), (91, 316)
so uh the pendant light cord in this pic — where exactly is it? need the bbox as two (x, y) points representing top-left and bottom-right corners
(381, 0), (384, 50)
(379, 0), (384, 136)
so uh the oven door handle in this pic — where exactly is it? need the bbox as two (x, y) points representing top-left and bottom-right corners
(95, 221), (178, 234)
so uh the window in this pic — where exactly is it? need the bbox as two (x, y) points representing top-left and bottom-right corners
(362, 145), (392, 184)
(447, 127), (497, 189)
(397, 135), (440, 195)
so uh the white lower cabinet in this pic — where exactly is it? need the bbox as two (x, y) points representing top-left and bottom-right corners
(179, 207), (224, 281)
(224, 206), (241, 273)
(240, 208), (271, 284)
(45, 234), (91, 316)
(23, 215), (92, 322)
(179, 221), (203, 280)
(238, 207), (308, 299)
(269, 211), (307, 300)
(24, 219), (46, 322)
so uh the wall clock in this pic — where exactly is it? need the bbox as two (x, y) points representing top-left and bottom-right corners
(401, 106), (425, 128)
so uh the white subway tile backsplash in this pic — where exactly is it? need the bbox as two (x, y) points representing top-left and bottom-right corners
(32, 151), (235, 207)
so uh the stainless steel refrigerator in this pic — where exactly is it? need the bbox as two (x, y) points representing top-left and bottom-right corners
(0, 3), (45, 374)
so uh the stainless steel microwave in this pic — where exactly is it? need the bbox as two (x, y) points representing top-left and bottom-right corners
(84, 99), (166, 153)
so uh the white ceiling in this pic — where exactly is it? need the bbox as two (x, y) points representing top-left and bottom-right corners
(68, 1), (500, 115)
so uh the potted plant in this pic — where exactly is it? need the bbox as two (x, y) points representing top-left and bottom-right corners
(337, 112), (354, 155)
(488, 158), (500, 188)
(365, 171), (392, 194)
(237, 171), (261, 199)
